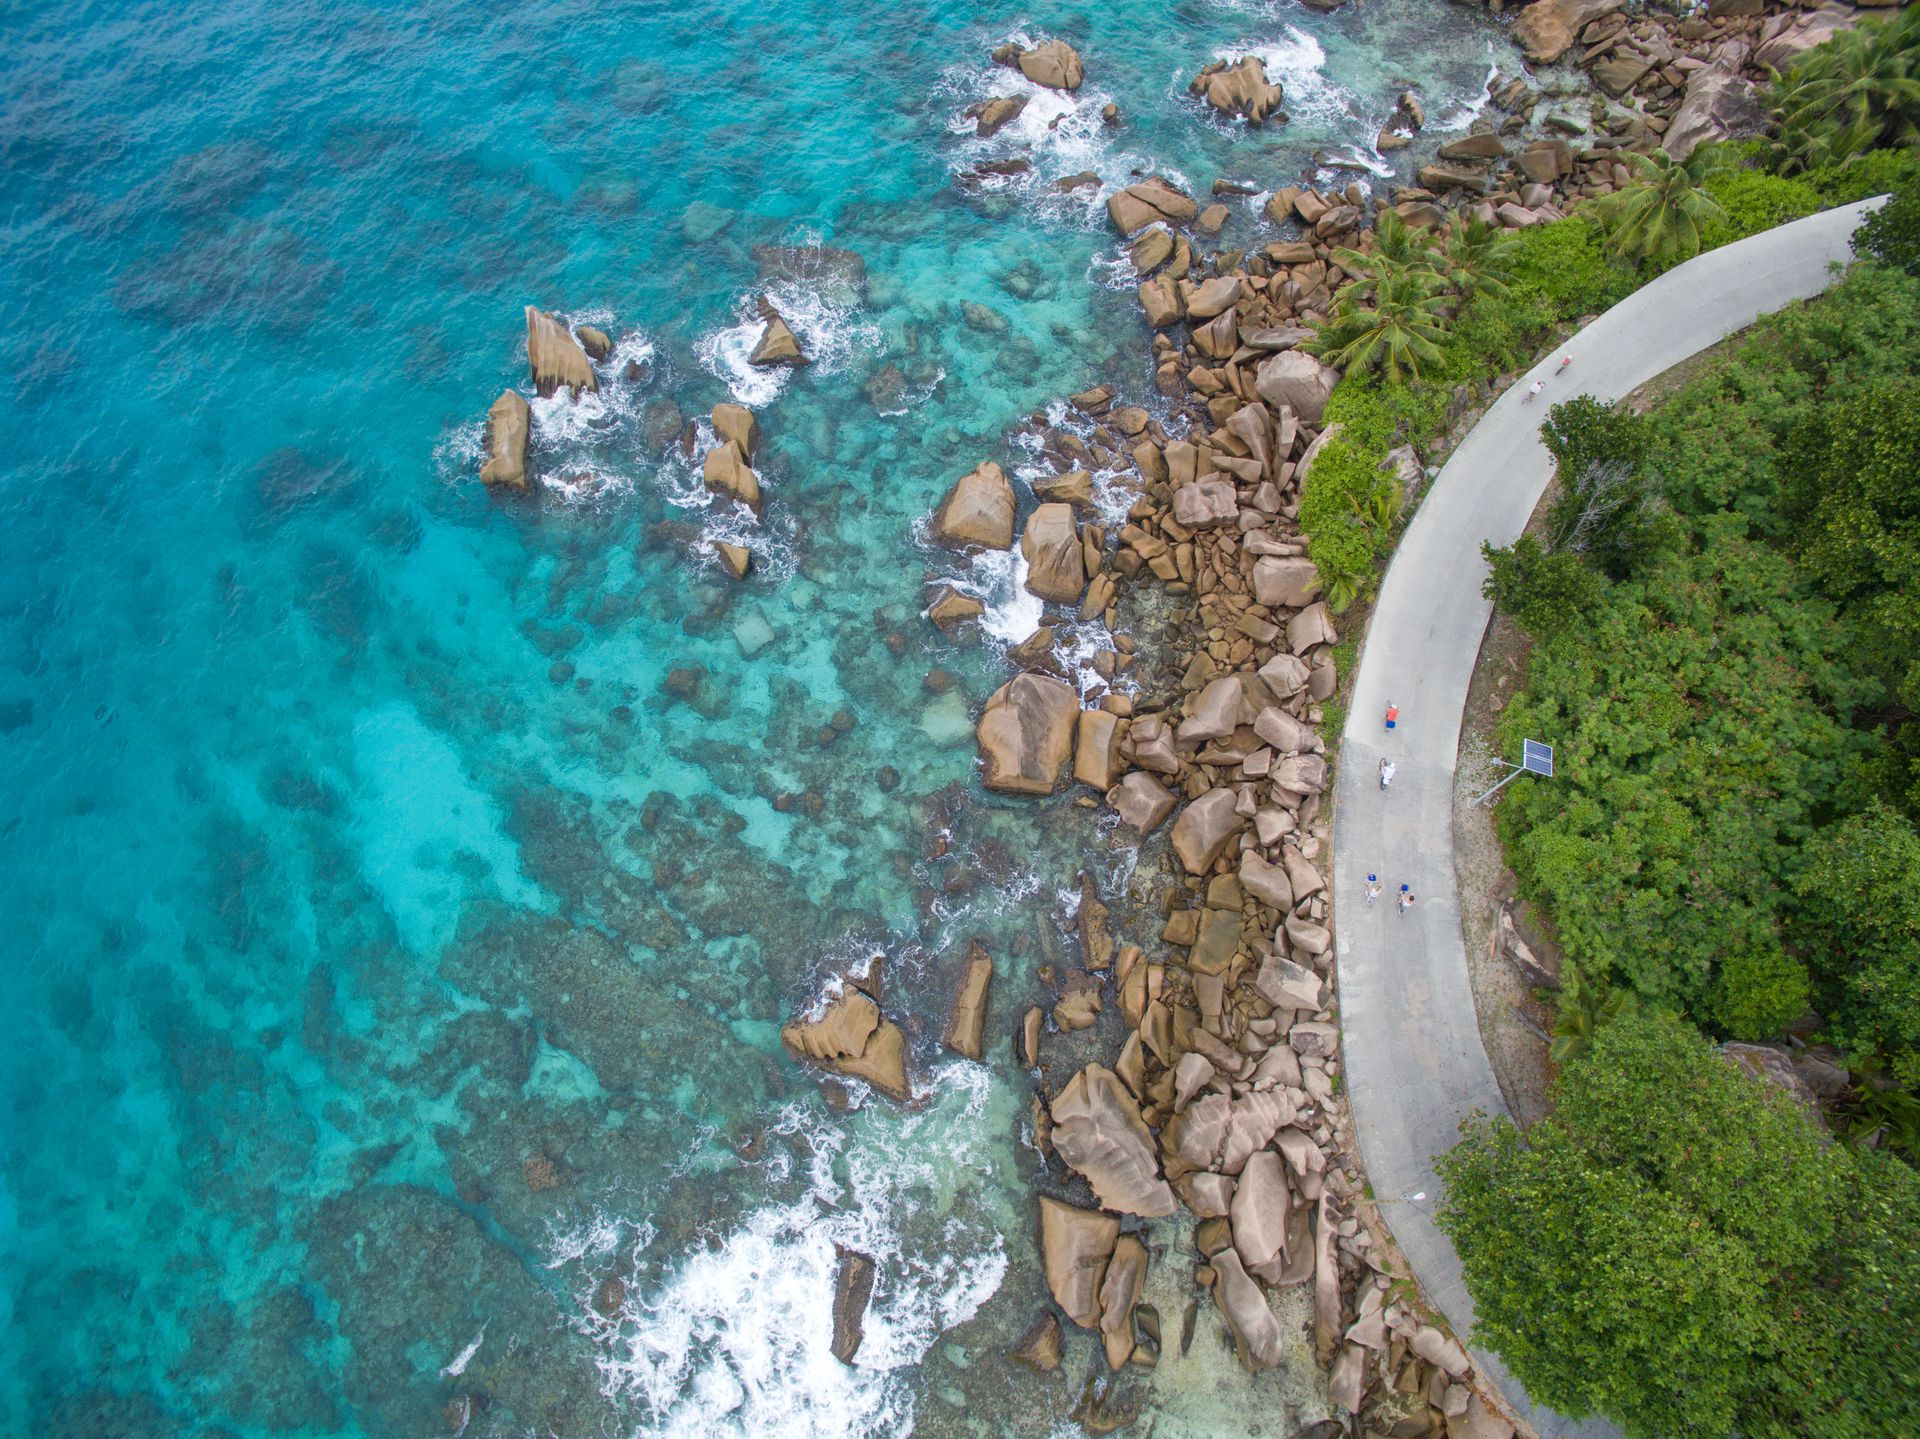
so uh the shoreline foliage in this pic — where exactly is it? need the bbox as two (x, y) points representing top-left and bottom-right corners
(1438, 1011), (1920, 1439)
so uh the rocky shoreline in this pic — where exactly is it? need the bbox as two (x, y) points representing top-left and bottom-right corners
(882, 9), (1880, 1434)
(460, 7), (1882, 1433)
(912, 150), (1509, 1429)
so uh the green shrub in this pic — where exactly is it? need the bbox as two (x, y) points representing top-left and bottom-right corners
(1805, 144), (1920, 202)
(1541, 393), (1647, 480)
(1506, 215), (1637, 318)
(1770, 7), (1920, 176)
(1297, 434), (1394, 608)
(1495, 519), (1868, 1035)
(1700, 166), (1823, 247)
(1852, 177), (1920, 275)
(1793, 802), (1920, 1084)
(1440, 1009), (1920, 1439)
(1321, 378), (1446, 452)
(1481, 535), (1602, 638)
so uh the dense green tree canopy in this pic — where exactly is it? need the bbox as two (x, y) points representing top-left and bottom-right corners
(1440, 1011), (1920, 1439)
(1793, 803), (1920, 1085)
(1851, 178), (1920, 274)
(1495, 519), (1871, 1036)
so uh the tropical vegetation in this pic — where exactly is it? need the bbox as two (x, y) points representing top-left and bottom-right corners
(1439, 1011), (1920, 1439)
(1771, 6), (1920, 175)
(1296, 7), (1920, 614)
(1488, 261), (1920, 1053)
(1289, 17), (1920, 1432)
(1595, 148), (1730, 262)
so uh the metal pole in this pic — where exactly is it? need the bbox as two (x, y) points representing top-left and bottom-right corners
(1472, 764), (1525, 807)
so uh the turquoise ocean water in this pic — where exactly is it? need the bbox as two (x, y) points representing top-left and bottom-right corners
(0, 2), (1523, 1434)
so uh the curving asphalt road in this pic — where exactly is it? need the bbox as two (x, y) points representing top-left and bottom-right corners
(1331, 198), (1883, 1439)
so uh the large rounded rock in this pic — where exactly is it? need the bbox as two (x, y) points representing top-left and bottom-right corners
(829, 1246), (876, 1364)
(711, 402), (759, 458)
(941, 941), (994, 1061)
(1230, 1151), (1294, 1282)
(1211, 1249), (1284, 1370)
(575, 324), (613, 361)
(1664, 61), (1767, 160)
(1239, 852), (1295, 911)
(1020, 502), (1086, 603)
(977, 673), (1079, 795)
(932, 461), (1015, 549)
(1511, 0), (1624, 62)
(1173, 479), (1239, 529)
(1074, 708), (1126, 789)
(1111, 771), (1175, 832)
(1755, 7), (1857, 72)
(1038, 1196), (1120, 1329)
(1107, 178), (1198, 236)
(1254, 350), (1339, 423)
(974, 94), (1028, 137)
(1183, 276), (1243, 321)
(1017, 39), (1084, 91)
(1171, 788), (1246, 874)
(1192, 56), (1285, 124)
(703, 441), (763, 515)
(525, 306), (597, 397)
(479, 391), (531, 491)
(1010, 1312), (1064, 1371)
(748, 303), (810, 366)
(1050, 1064), (1178, 1217)
(1252, 555), (1320, 608)
(1438, 131), (1507, 161)
(780, 988), (910, 1101)
(1098, 1235), (1148, 1370)
(1288, 601), (1337, 654)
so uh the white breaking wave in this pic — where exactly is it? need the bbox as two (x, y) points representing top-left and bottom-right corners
(936, 31), (1188, 231)
(584, 1066), (1007, 1439)
(941, 547), (1045, 648)
(1205, 26), (1391, 179)
(652, 418), (802, 585)
(1431, 46), (1502, 132)
(433, 314), (673, 509)
(440, 1324), (487, 1378)
(698, 277), (883, 407)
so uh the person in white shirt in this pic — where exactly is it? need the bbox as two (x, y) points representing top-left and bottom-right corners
(1379, 757), (1397, 790)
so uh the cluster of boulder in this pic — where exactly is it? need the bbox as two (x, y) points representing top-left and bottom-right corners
(778, 964), (912, 1103)
(477, 307), (604, 493)
(911, 0), (1882, 1413)
(964, 37), (1122, 181)
(699, 400), (765, 578)
(906, 151), (1524, 1428)
(478, 302), (802, 577)
(1445, 0), (1875, 208)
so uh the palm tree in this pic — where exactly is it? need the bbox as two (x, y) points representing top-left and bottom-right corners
(1549, 965), (1640, 1066)
(1329, 208), (1442, 299)
(1440, 214), (1522, 303)
(1306, 266), (1451, 382)
(1772, 8), (1920, 174)
(1596, 149), (1730, 263)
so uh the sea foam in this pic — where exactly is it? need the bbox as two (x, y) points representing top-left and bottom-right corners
(583, 1066), (1006, 1438)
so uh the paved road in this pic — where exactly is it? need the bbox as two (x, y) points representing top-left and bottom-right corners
(1331, 198), (1882, 1439)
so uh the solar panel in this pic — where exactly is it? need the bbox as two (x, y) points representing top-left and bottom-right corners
(1522, 738), (1554, 777)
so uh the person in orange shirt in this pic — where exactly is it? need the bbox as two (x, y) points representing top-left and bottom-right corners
(1384, 702), (1400, 731)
